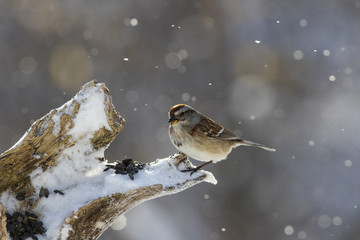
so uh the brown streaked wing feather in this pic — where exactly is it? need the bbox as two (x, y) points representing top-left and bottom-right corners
(217, 127), (239, 139)
(189, 116), (238, 139)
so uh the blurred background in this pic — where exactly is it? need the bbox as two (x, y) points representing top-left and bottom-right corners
(1, 0), (360, 239)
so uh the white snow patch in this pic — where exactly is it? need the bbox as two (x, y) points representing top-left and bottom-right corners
(0, 191), (20, 212)
(52, 112), (61, 135)
(59, 225), (70, 240)
(67, 87), (110, 139)
(204, 173), (217, 185)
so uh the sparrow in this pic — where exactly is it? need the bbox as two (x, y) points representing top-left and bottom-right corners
(168, 104), (275, 174)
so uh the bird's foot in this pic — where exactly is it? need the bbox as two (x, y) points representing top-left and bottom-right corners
(181, 160), (213, 176)
(181, 166), (201, 176)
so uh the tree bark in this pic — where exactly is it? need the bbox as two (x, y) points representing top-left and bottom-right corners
(0, 80), (216, 240)
(0, 203), (7, 239)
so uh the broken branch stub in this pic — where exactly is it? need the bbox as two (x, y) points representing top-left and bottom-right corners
(0, 80), (124, 195)
(0, 80), (216, 240)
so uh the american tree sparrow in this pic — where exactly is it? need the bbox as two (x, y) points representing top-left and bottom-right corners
(168, 104), (276, 173)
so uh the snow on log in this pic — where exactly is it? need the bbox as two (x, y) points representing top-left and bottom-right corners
(0, 80), (216, 240)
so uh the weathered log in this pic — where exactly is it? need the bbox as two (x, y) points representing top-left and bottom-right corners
(0, 80), (216, 239)
(0, 203), (7, 239)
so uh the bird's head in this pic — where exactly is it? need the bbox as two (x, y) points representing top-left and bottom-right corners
(168, 104), (196, 125)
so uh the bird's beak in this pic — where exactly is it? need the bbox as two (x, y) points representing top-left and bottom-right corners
(168, 115), (178, 125)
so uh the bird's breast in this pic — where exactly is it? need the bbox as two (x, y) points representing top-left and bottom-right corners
(169, 124), (231, 162)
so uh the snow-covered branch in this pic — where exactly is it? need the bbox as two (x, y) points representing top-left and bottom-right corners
(0, 80), (216, 240)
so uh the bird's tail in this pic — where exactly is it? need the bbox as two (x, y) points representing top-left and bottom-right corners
(234, 139), (276, 152)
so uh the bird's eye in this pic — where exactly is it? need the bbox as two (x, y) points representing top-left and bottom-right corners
(179, 112), (185, 117)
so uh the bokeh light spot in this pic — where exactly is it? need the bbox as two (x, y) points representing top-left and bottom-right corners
(297, 230), (307, 239)
(177, 65), (186, 73)
(165, 52), (182, 69)
(181, 93), (190, 101)
(228, 75), (276, 119)
(332, 216), (343, 226)
(49, 44), (93, 90)
(110, 215), (127, 231)
(284, 225), (294, 235)
(323, 49), (331, 56)
(318, 215), (332, 228)
(345, 67), (352, 74)
(130, 18), (138, 26)
(344, 160), (352, 167)
(12, 0), (73, 35)
(299, 19), (308, 27)
(293, 50), (304, 60)
(178, 49), (188, 60)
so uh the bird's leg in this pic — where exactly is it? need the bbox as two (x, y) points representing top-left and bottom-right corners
(181, 160), (213, 176)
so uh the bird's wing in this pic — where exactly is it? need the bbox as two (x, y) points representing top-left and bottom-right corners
(189, 117), (239, 140)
